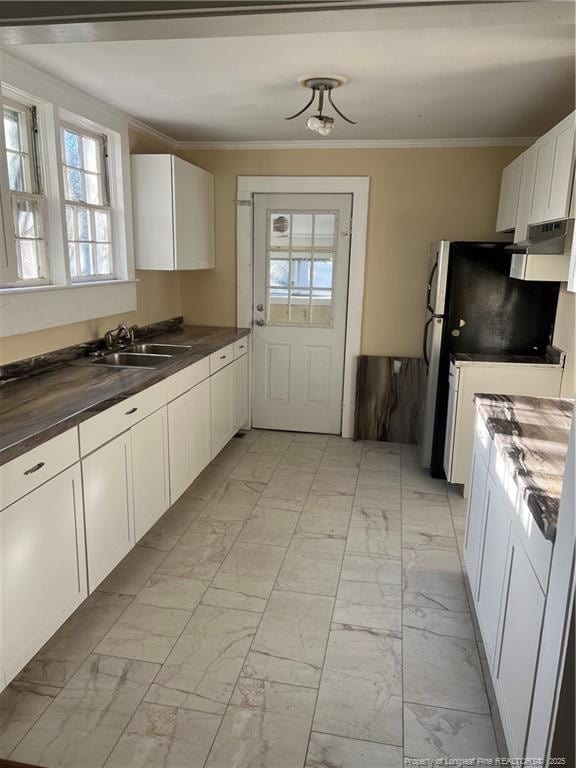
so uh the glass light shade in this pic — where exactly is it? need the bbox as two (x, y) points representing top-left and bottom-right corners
(317, 117), (334, 136)
(306, 115), (322, 132)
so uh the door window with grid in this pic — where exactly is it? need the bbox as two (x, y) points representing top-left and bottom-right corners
(267, 210), (337, 326)
(2, 99), (47, 282)
(61, 125), (113, 280)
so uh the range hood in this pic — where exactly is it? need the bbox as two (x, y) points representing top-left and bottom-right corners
(525, 219), (574, 255)
(509, 219), (573, 282)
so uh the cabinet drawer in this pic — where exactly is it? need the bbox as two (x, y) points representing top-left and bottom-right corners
(0, 429), (79, 510)
(209, 343), (234, 374)
(234, 338), (249, 359)
(79, 380), (167, 456)
(165, 357), (210, 402)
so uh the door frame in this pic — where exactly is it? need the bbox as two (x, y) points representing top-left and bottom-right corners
(236, 176), (370, 438)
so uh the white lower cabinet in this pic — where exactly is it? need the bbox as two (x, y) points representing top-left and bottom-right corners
(168, 377), (212, 504)
(234, 352), (249, 430)
(132, 407), (170, 541)
(0, 464), (87, 685)
(82, 432), (134, 591)
(496, 529), (546, 756)
(211, 361), (235, 457)
(464, 445), (489, 594)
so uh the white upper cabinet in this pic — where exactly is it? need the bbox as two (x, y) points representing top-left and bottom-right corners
(496, 154), (523, 233)
(131, 154), (215, 271)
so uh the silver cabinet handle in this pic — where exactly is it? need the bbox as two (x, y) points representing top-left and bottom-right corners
(24, 462), (45, 476)
(125, 407), (138, 415)
(220, 355), (226, 360)
(256, 303), (264, 312)
(255, 319), (265, 326)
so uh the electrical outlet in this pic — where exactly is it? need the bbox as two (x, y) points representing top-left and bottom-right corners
(393, 359), (402, 374)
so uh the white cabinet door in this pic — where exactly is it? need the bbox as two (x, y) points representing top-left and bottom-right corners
(211, 363), (235, 457)
(496, 529), (546, 757)
(82, 433), (134, 591)
(514, 147), (538, 245)
(464, 442), (489, 594)
(443, 365), (459, 479)
(496, 155), (523, 232)
(189, 377), (212, 480)
(545, 117), (575, 222)
(529, 138), (556, 225)
(0, 465), (87, 685)
(476, 477), (511, 664)
(233, 353), (249, 430)
(131, 407), (170, 541)
(172, 156), (215, 270)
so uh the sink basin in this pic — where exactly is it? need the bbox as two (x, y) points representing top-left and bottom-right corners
(92, 352), (174, 368)
(127, 343), (192, 355)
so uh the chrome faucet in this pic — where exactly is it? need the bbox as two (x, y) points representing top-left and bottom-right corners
(104, 324), (137, 349)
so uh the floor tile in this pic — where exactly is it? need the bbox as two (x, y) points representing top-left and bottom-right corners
(277, 535), (345, 596)
(134, 573), (207, 611)
(403, 605), (475, 640)
(17, 591), (133, 688)
(183, 464), (232, 501)
(205, 678), (316, 768)
(259, 467), (316, 511)
(0, 681), (60, 757)
(11, 655), (159, 768)
(98, 546), (167, 596)
(279, 443), (325, 469)
(403, 626), (490, 714)
(206, 541), (287, 612)
(229, 451), (282, 483)
(199, 479), (263, 523)
(404, 701), (498, 759)
(243, 590), (334, 688)
(346, 515), (402, 559)
(157, 520), (241, 581)
(249, 431), (294, 455)
(305, 732), (403, 768)
(210, 438), (249, 467)
(103, 702), (221, 768)
(137, 530), (181, 553)
(402, 547), (469, 613)
(95, 603), (192, 664)
(147, 496), (206, 536)
(311, 468), (359, 495)
(147, 605), (260, 715)
(237, 505), (300, 547)
(335, 556), (402, 631)
(354, 478), (402, 510)
(314, 624), (403, 746)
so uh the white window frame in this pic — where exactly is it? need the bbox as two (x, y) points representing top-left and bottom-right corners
(0, 52), (136, 337)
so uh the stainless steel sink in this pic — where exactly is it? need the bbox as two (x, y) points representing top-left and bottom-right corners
(127, 343), (192, 355)
(91, 352), (174, 368)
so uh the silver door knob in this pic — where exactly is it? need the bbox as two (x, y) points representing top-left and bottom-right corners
(255, 319), (265, 326)
(256, 303), (264, 312)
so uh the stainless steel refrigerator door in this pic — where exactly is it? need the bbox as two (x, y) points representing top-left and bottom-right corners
(427, 240), (450, 316)
(417, 313), (445, 468)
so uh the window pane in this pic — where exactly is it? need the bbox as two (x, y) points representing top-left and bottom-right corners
(270, 213), (290, 248)
(85, 173), (101, 205)
(83, 136), (99, 172)
(291, 259), (311, 288)
(96, 244), (111, 275)
(18, 240), (41, 280)
(7, 152), (24, 192)
(69, 243), (78, 277)
(94, 210), (110, 242)
(292, 214), (313, 248)
(16, 199), (39, 238)
(268, 297), (289, 324)
(269, 258), (289, 288)
(3, 108), (21, 151)
(77, 208), (91, 241)
(313, 259), (333, 288)
(79, 242), (92, 275)
(63, 129), (81, 168)
(311, 292), (333, 326)
(314, 214), (336, 247)
(290, 291), (311, 323)
(65, 167), (83, 201)
(65, 206), (75, 240)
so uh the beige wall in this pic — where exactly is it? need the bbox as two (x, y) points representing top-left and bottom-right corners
(553, 286), (576, 397)
(178, 146), (521, 357)
(0, 130), (182, 364)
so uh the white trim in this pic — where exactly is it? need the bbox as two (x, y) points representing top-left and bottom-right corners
(0, 279), (137, 336)
(236, 175), (369, 439)
(176, 137), (535, 151)
(128, 117), (177, 149)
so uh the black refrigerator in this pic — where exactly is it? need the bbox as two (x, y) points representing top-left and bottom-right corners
(417, 240), (560, 476)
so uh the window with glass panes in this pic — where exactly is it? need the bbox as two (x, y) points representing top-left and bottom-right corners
(61, 125), (113, 279)
(2, 99), (47, 282)
(266, 209), (338, 327)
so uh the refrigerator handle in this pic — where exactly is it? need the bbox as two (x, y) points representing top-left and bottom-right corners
(423, 317), (434, 370)
(426, 259), (438, 314)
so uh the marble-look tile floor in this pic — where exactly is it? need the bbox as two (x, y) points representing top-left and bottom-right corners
(0, 431), (503, 768)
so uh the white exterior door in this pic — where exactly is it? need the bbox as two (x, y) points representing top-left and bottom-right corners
(252, 193), (352, 434)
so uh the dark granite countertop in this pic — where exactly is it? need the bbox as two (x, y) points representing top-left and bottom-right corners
(452, 346), (565, 367)
(0, 322), (250, 466)
(475, 394), (574, 541)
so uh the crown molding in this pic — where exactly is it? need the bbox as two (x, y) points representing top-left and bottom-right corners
(170, 137), (535, 150)
(127, 117), (178, 149)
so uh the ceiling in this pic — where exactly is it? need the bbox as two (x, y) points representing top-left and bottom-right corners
(5, 2), (575, 143)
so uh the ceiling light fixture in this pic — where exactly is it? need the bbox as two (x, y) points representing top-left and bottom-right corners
(285, 75), (356, 137)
